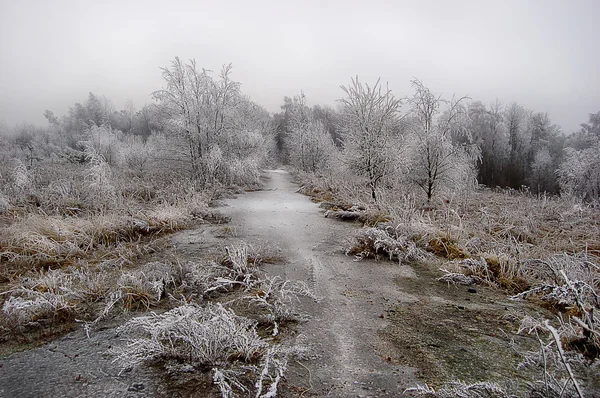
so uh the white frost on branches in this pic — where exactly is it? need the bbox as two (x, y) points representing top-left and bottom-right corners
(110, 303), (266, 368)
(558, 142), (600, 204)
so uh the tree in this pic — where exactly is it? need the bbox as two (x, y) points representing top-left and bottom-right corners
(468, 100), (508, 187)
(527, 112), (563, 193)
(566, 110), (600, 150)
(85, 93), (114, 127)
(405, 79), (478, 201)
(504, 102), (530, 188)
(312, 105), (341, 146)
(558, 112), (600, 202)
(277, 93), (336, 173)
(338, 77), (402, 202)
(110, 100), (136, 135)
(153, 58), (243, 181)
(289, 119), (335, 173)
(558, 143), (600, 203)
(152, 57), (210, 177)
(152, 57), (271, 185)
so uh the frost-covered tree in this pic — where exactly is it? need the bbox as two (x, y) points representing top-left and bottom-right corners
(558, 111), (600, 202)
(152, 57), (272, 185)
(290, 119), (336, 173)
(527, 112), (563, 193)
(279, 93), (336, 173)
(566, 110), (600, 150)
(558, 142), (600, 203)
(152, 57), (215, 177)
(338, 77), (402, 202)
(468, 100), (508, 187)
(404, 79), (479, 201)
(504, 102), (531, 188)
(85, 124), (121, 166)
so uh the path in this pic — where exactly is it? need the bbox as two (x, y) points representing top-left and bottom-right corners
(0, 169), (545, 397)
(222, 170), (419, 397)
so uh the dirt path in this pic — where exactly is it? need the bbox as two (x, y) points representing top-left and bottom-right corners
(0, 169), (546, 397)
(221, 170), (419, 396)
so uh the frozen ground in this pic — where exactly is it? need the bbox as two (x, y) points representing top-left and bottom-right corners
(0, 169), (545, 397)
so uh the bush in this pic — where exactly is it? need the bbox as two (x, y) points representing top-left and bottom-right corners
(346, 225), (429, 264)
(110, 303), (266, 368)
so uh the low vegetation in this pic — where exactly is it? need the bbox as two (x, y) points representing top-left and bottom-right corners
(296, 170), (600, 397)
(2, 53), (599, 396)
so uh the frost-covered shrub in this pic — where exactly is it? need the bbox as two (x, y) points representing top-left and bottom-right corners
(516, 317), (594, 397)
(82, 140), (116, 205)
(84, 124), (121, 166)
(346, 225), (429, 264)
(511, 254), (600, 315)
(519, 253), (599, 288)
(110, 302), (305, 398)
(11, 157), (30, 191)
(0, 265), (113, 333)
(240, 275), (316, 326)
(117, 273), (162, 310)
(405, 381), (514, 398)
(558, 143), (600, 203)
(110, 303), (266, 368)
(1, 291), (75, 332)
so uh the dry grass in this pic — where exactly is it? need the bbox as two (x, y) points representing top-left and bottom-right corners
(334, 185), (600, 396)
(0, 206), (190, 272)
(309, 172), (600, 394)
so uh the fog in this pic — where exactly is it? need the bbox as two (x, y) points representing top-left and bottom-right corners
(0, 0), (598, 133)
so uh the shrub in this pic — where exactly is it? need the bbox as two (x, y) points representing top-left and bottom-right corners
(346, 225), (429, 264)
(110, 303), (266, 368)
(1, 291), (75, 333)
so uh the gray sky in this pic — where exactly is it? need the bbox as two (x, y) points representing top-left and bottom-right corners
(0, 0), (598, 134)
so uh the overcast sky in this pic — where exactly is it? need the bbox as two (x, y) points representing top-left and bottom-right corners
(0, 0), (598, 134)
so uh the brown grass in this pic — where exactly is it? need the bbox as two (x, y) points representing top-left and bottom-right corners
(0, 206), (190, 271)
(427, 236), (468, 260)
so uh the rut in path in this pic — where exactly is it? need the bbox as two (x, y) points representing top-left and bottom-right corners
(222, 169), (419, 397)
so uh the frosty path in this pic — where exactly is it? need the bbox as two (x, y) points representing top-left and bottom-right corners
(222, 169), (418, 397)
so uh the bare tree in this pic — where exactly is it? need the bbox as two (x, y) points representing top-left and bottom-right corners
(152, 57), (211, 178)
(468, 100), (508, 187)
(504, 102), (530, 188)
(405, 79), (478, 201)
(152, 57), (271, 185)
(280, 92), (336, 173)
(338, 77), (402, 202)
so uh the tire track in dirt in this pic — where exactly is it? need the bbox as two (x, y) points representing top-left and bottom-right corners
(222, 170), (419, 397)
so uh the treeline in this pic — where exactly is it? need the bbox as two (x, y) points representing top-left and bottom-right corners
(1, 61), (599, 206)
(1, 58), (275, 196)
(274, 84), (600, 202)
(0, 58), (276, 215)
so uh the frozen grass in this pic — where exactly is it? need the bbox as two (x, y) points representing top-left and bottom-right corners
(301, 172), (600, 396)
(515, 316), (594, 398)
(105, 243), (314, 397)
(1, 293), (76, 333)
(346, 224), (431, 264)
(110, 303), (266, 368)
(0, 207), (190, 270)
(111, 302), (307, 398)
(235, 275), (317, 328)
(405, 381), (515, 397)
(0, 263), (112, 334)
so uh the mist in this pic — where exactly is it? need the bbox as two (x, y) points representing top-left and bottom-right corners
(1, 0), (598, 134)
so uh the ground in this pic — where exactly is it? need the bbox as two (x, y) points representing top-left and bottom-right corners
(0, 170), (553, 397)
